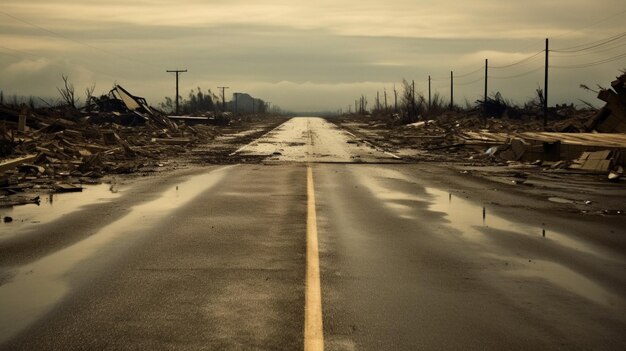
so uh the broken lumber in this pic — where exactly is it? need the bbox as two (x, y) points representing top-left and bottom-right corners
(0, 155), (37, 173)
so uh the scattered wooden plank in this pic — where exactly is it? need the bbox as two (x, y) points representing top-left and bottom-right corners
(0, 155), (37, 173)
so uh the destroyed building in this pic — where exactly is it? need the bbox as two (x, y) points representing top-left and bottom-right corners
(341, 71), (626, 180)
(1, 84), (216, 208)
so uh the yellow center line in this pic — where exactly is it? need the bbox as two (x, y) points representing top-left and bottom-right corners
(305, 165), (324, 351)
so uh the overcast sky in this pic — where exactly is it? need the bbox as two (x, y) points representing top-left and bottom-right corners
(1, 0), (625, 112)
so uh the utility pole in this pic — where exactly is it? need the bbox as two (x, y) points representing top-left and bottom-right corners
(384, 88), (388, 111)
(393, 85), (398, 112)
(411, 80), (416, 118)
(376, 91), (380, 111)
(428, 75), (432, 109)
(355, 99), (358, 114)
(450, 71), (454, 110)
(166, 69), (187, 115)
(543, 38), (550, 128)
(218, 86), (229, 112)
(484, 59), (488, 102)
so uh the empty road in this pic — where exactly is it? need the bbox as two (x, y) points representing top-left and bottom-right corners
(1, 117), (625, 350)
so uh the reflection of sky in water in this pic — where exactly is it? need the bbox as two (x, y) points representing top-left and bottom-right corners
(355, 166), (621, 307)
(0, 166), (233, 344)
(427, 187), (611, 258)
(238, 118), (391, 162)
(517, 259), (615, 306)
(0, 184), (120, 238)
(427, 187), (621, 306)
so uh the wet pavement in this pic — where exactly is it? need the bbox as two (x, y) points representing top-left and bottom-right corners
(315, 164), (625, 350)
(233, 117), (399, 163)
(0, 167), (234, 344)
(0, 184), (120, 238)
(0, 117), (625, 350)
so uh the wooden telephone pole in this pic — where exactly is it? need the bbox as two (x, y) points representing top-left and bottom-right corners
(218, 86), (229, 112)
(166, 69), (187, 115)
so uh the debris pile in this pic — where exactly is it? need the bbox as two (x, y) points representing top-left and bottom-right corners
(586, 71), (626, 133)
(0, 85), (217, 207)
(340, 72), (626, 180)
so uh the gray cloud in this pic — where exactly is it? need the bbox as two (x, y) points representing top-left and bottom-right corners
(1, 1), (625, 111)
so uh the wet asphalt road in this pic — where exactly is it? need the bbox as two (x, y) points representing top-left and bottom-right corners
(1, 117), (625, 350)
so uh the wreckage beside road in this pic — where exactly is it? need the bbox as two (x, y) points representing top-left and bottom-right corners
(340, 71), (626, 182)
(0, 85), (219, 208)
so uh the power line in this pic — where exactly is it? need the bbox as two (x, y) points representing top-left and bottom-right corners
(0, 10), (103, 52)
(0, 10), (161, 70)
(429, 75), (448, 81)
(433, 66), (483, 81)
(490, 50), (544, 69)
(494, 10), (626, 59)
(550, 52), (626, 69)
(551, 9), (626, 40)
(455, 66), (483, 78)
(551, 40), (626, 57)
(0, 45), (40, 59)
(491, 66), (543, 79)
(0, 45), (122, 81)
(456, 76), (483, 86)
(552, 31), (626, 52)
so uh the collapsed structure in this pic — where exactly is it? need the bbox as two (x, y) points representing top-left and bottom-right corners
(461, 72), (626, 174)
(343, 71), (626, 179)
(1, 85), (217, 207)
(2, 72), (626, 209)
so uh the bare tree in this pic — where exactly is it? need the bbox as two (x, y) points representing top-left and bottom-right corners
(85, 84), (96, 103)
(360, 94), (368, 114)
(401, 79), (424, 123)
(57, 74), (78, 108)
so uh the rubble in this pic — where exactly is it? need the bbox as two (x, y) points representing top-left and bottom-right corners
(586, 71), (626, 133)
(0, 84), (219, 208)
(570, 150), (620, 173)
(339, 71), (626, 181)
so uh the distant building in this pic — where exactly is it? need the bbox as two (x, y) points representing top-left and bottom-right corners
(231, 93), (265, 114)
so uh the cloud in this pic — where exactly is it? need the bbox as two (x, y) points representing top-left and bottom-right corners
(1, 57), (96, 99)
(4, 0), (624, 39)
(1, 1), (624, 110)
(4, 57), (51, 75)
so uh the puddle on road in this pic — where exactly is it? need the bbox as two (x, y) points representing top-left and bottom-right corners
(427, 188), (622, 306)
(353, 167), (619, 306)
(352, 168), (424, 220)
(516, 258), (617, 306)
(235, 117), (395, 163)
(0, 165), (234, 344)
(0, 184), (120, 238)
(352, 167), (615, 260)
(427, 188), (609, 258)
(548, 197), (575, 204)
